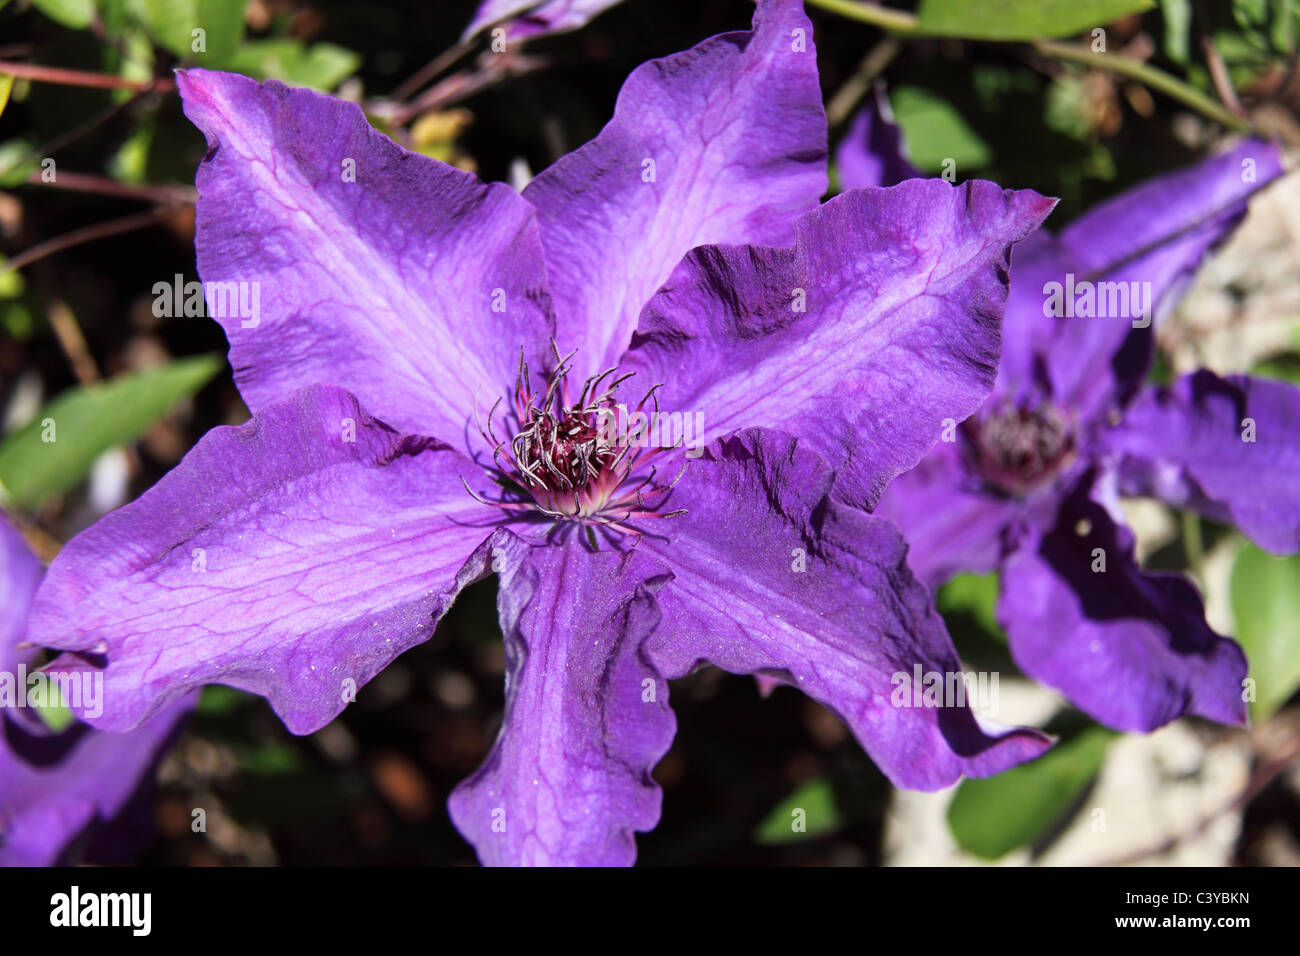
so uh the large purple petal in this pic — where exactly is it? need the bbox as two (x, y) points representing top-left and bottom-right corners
(0, 517), (41, 677)
(1, 517), (194, 866)
(448, 531), (674, 866)
(178, 69), (554, 445)
(1102, 370), (1300, 554)
(643, 429), (1051, 790)
(1043, 140), (1283, 419)
(624, 181), (1055, 510)
(872, 439), (1027, 589)
(463, 0), (623, 40)
(27, 385), (500, 734)
(835, 88), (920, 191)
(0, 698), (194, 867)
(998, 476), (1247, 732)
(522, 0), (827, 377)
(834, 91), (1056, 405)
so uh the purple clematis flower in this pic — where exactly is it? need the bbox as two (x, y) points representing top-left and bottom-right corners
(0, 516), (191, 866)
(27, 0), (1058, 865)
(464, 0), (624, 41)
(842, 97), (1297, 732)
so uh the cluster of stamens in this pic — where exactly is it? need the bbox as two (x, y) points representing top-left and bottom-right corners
(965, 400), (1076, 497)
(466, 344), (686, 541)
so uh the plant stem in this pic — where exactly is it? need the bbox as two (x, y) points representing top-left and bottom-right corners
(389, 40), (474, 103)
(0, 61), (174, 92)
(826, 36), (902, 126)
(805, 0), (920, 35)
(31, 85), (159, 165)
(45, 296), (100, 385)
(1033, 40), (1248, 131)
(803, 1), (1250, 131)
(1181, 510), (1205, 582)
(4, 206), (177, 274)
(1200, 33), (1244, 117)
(22, 170), (196, 205)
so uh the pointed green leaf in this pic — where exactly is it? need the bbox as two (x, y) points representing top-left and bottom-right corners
(1231, 543), (1300, 720)
(0, 74), (14, 119)
(142, 0), (247, 70)
(228, 39), (360, 91)
(948, 724), (1113, 859)
(916, 0), (1156, 41)
(754, 777), (842, 845)
(0, 138), (40, 188)
(0, 354), (222, 510)
(1159, 0), (1193, 63)
(937, 572), (1005, 643)
(1250, 349), (1300, 385)
(888, 86), (992, 173)
(31, 0), (95, 29)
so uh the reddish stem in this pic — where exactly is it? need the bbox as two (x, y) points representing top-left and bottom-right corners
(0, 61), (174, 92)
(22, 170), (196, 205)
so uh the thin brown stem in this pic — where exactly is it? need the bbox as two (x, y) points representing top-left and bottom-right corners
(826, 36), (902, 127)
(46, 297), (100, 384)
(1200, 33), (1244, 117)
(389, 40), (474, 103)
(37, 85), (160, 159)
(4, 206), (177, 274)
(21, 170), (196, 204)
(1032, 39), (1248, 130)
(804, 1), (1250, 131)
(0, 61), (174, 92)
(388, 64), (508, 126)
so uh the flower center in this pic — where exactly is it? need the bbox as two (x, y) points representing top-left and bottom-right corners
(467, 345), (685, 540)
(965, 400), (1076, 496)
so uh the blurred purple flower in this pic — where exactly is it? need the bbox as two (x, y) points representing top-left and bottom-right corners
(0, 517), (191, 867)
(29, 0), (1057, 865)
(464, 0), (624, 41)
(843, 95), (1296, 732)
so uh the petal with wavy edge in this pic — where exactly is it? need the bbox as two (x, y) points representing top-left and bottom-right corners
(28, 385), (500, 734)
(449, 531), (674, 865)
(178, 68), (554, 446)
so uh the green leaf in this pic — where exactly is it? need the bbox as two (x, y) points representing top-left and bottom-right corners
(754, 777), (842, 845)
(0, 255), (23, 298)
(228, 39), (360, 91)
(1271, 0), (1294, 53)
(1250, 350), (1300, 384)
(1230, 543), (1300, 720)
(1233, 0), (1270, 28)
(1160, 0), (1193, 63)
(0, 73), (14, 119)
(948, 723), (1113, 859)
(31, 0), (95, 29)
(0, 138), (40, 188)
(916, 0), (1156, 41)
(34, 693), (75, 733)
(198, 684), (252, 715)
(1213, 27), (1272, 65)
(0, 301), (34, 341)
(0, 354), (222, 510)
(108, 116), (155, 185)
(142, 0), (247, 70)
(107, 21), (158, 92)
(937, 572), (1005, 643)
(888, 86), (992, 173)
(236, 740), (304, 776)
